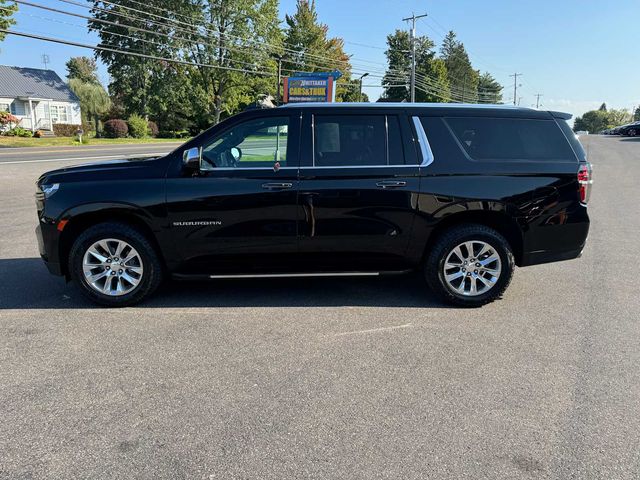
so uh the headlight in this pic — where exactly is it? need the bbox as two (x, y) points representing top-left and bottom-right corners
(40, 183), (60, 198)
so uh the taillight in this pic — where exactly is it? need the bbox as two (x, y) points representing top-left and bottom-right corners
(578, 163), (592, 205)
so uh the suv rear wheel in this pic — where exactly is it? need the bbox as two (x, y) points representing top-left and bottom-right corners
(69, 222), (163, 307)
(425, 224), (515, 307)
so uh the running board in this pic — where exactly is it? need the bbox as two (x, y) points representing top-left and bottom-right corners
(208, 272), (381, 279)
(171, 271), (414, 281)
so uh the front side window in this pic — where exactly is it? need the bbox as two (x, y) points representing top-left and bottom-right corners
(445, 117), (577, 162)
(0, 103), (9, 112)
(200, 117), (289, 170)
(314, 115), (388, 167)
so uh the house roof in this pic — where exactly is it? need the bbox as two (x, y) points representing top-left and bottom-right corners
(0, 65), (79, 102)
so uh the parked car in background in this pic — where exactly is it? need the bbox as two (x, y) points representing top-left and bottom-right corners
(618, 122), (640, 137)
(35, 104), (592, 308)
(575, 130), (589, 136)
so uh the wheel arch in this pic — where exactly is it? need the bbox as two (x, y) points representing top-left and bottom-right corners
(58, 204), (165, 278)
(423, 210), (525, 266)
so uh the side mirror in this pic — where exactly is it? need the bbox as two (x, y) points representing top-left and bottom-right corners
(230, 147), (242, 162)
(182, 147), (201, 170)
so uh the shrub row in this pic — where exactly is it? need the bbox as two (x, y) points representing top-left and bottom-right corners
(103, 117), (160, 138)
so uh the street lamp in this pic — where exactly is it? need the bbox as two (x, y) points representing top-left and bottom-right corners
(359, 73), (369, 102)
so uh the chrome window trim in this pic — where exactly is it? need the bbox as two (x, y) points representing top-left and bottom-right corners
(300, 165), (417, 169)
(412, 116), (434, 168)
(200, 166), (298, 171)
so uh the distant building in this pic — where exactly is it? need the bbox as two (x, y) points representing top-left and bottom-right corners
(0, 65), (82, 132)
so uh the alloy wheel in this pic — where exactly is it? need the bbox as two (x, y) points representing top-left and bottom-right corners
(443, 240), (502, 296)
(82, 238), (144, 296)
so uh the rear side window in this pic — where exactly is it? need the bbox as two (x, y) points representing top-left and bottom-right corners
(445, 117), (577, 162)
(556, 119), (587, 162)
(313, 115), (404, 167)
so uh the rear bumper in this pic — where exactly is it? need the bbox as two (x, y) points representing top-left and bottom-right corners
(519, 205), (590, 267)
(520, 246), (584, 267)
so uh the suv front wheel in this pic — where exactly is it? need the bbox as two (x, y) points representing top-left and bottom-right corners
(69, 222), (163, 307)
(425, 224), (515, 307)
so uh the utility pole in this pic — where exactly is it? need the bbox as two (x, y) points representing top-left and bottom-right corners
(535, 93), (543, 109)
(273, 54), (284, 105)
(402, 12), (428, 103)
(41, 54), (49, 70)
(510, 72), (522, 105)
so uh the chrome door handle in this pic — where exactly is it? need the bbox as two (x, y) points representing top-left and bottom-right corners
(376, 181), (407, 189)
(262, 182), (293, 190)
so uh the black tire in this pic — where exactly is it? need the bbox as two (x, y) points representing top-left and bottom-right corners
(68, 222), (163, 307)
(424, 224), (515, 307)
(629, 129), (637, 137)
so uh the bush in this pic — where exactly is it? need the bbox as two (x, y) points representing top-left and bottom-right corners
(5, 126), (33, 137)
(127, 114), (149, 138)
(103, 119), (128, 138)
(53, 123), (82, 137)
(0, 111), (20, 128)
(147, 121), (159, 137)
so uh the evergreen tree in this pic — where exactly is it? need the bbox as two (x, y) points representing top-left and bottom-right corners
(477, 72), (503, 104)
(440, 31), (478, 103)
(282, 0), (353, 102)
(381, 30), (449, 103)
(0, 0), (17, 43)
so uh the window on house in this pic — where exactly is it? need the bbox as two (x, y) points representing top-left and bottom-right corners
(50, 105), (69, 124)
(0, 103), (9, 113)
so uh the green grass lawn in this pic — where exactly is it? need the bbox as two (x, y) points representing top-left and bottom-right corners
(0, 136), (188, 148)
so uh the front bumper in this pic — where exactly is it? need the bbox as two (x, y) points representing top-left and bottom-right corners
(35, 223), (63, 276)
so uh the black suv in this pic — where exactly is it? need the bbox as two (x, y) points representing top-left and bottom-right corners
(618, 122), (640, 136)
(35, 104), (592, 307)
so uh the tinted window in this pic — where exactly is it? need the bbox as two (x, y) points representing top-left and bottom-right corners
(556, 119), (587, 162)
(201, 117), (289, 170)
(445, 117), (577, 162)
(387, 116), (405, 165)
(314, 115), (388, 166)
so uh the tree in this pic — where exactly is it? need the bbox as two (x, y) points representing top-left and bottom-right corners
(66, 57), (110, 133)
(477, 72), (503, 104)
(440, 31), (478, 103)
(90, 0), (281, 130)
(573, 108), (632, 133)
(607, 108), (632, 126)
(598, 102), (607, 111)
(283, 0), (350, 75)
(282, 0), (353, 102)
(66, 57), (100, 84)
(633, 107), (640, 122)
(0, 0), (17, 43)
(69, 78), (111, 133)
(381, 30), (449, 103)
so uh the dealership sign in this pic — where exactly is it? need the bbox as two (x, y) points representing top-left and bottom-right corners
(283, 71), (342, 103)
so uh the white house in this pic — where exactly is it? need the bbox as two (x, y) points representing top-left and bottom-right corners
(0, 65), (82, 133)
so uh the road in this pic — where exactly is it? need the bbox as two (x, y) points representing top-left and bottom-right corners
(0, 136), (639, 479)
(0, 142), (183, 164)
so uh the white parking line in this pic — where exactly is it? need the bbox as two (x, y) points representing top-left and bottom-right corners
(334, 323), (414, 337)
(0, 153), (167, 165)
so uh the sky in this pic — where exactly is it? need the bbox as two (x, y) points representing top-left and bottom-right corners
(1, 0), (639, 120)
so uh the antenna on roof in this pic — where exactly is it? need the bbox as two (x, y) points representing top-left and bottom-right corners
(41, 54), (50, 70)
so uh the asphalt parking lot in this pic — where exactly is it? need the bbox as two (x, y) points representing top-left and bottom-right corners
(1, 136), (639, 479)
